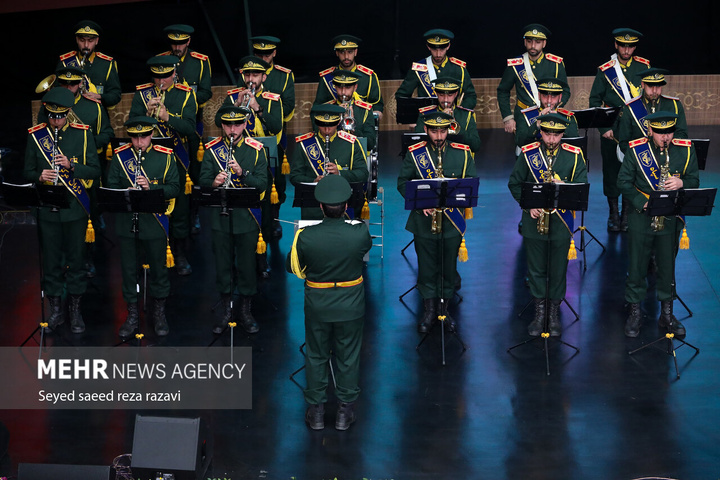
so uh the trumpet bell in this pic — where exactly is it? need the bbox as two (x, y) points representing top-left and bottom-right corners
(35, 74), (56, 94)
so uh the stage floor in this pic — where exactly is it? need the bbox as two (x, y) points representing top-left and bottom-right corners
(1, 127), (720, 480)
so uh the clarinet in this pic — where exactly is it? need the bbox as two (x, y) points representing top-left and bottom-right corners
(52, 127), (60, 185)
(223, 135), (235, 188)
(133, 148), (143, 189)
(323, 134), (331, 175)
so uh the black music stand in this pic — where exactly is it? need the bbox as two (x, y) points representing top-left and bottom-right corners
(404, 177), (479, 365)
(292, 180), (365, 218)
(690, 139), (710, 171)
(99, 187), (166, 343)
(508, 181), (589, 375)
(395, 97), (437, 124)
(3, 183), (68, 348)
(628, 187), (715, 379)
(190, 185), (261, 345)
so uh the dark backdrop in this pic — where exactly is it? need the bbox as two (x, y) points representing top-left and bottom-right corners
(0, 0), (717, 154)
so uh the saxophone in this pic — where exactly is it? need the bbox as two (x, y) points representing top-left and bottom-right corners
(651, 141), (670, 232)
(431, 148), (445, 234)
(536, 151), (556, 235)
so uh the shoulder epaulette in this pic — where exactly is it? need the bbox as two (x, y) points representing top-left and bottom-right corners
(227, 87), (241, 95)
(456, 105), (472, 112)
(338, 130), (356, 143)
(661, 94), (680, 101)
(136, 83), (153, 90)
(545, 53), (563, 64)
(114, 143), (131, 154)
(672, 138), (692, 147)
(70, 123), (90, 130)
(205, 137), (222, 149)
(175, 84), (193, 93)
(28, 123), (47, 133)
(82, 92), (101, 103)
(418, 105), (437, 113)
(629, 137), (648, 148)
(412, 62), (428, 72)
(154, 145), (174, 154)
(319, 66), (335, 76)
(274, 64), (291, 74)
(245, 137), (264, 151)
(190, 51), (209, 61)
(634, 56), (650, 66)
(449, 57), (466, 68)
(521, 142), (541, 153)
(507, 57), (523, 66)
(408, 141), (427, 152)
(296, 132), (314, 142)
(262, 91), (280, 101)
(451, 142), (471, 151)
(599, 59), (615, 71)
(355, 100), (372, 111)
(356, 64), (374, 75)
(94, 52), (113, 61)
(557, 108), (574, 117)
(561, 143), (581, 154)
(59, 51), (77, 61)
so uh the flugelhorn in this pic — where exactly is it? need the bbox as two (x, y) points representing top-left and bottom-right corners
(241, 82), (256, 109)
(340, 94), (355, 133)
(35, 74), (56, 94)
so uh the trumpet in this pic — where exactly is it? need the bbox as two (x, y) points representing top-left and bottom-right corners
(536, 153), (556, 235)
(340, 94), (355, 133)
(223, 135), (235, 188)
(430, 148), (445, 234)
(133, 148), (143, 190)
(443, 101), (459, 134)
(241, 82), (256, 109)
(651, 140), (670, 232)
(52, 127), (60, 185)
(153, 88), (166, 120)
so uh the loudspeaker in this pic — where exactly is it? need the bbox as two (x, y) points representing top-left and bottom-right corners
(131, 415), (212, 480)
(18, 463), (111, 480)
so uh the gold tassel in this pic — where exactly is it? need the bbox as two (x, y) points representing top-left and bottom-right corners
(281, 153), (290, 174)
(184, 172), (193, 195)
(105, 143), (113, 158)
(270, 182), (279, 204)
(679, 227), (690, 250)
(464, 207), (473, 220)
(197, 142), (204, 162)
(166, 242), (175, 268)
(361, 199), (370, 220)
(458, 237), (468, 262)
(568, 239), (577, 260)
(85, 218), (95, 243)
(256, 232), (267, 254)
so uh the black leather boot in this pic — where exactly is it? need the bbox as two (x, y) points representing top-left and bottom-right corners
(256, 252), (270, 279)
(439, 298), (456, 332)
(213, 294), (233, 334)
(658, 300), (686, 336)
(119, 302), (139, 338)
(528, 298), (545, 337)
(625, 302), (641, 337)
(418, 298), (437, 333)
(68, 295), (85, 333)
(46, 296), (64, 331)
(607, 197), (621, 232)
(620, 198), (630, 232)
(152, 297), (169, 336)
(174, 238), (192, 276)
(335, 401), (356, 431)
(239, 295), (259, 333)
(305, 403), (325, 430)
(548, 300), (561, 337)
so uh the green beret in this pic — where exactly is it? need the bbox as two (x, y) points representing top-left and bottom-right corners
(315, 174), (352, 205)
(537, 77), (566, 93)
(124, 116), (157, 135)
(147, 55), (180, 77)
(433, 76), (461, 92)
(423, 111), (453, 128)
(42, 88), (75, 113)
(311, 104), (345, 125)
(215, 106), (249, 127)
(164, 24), (194, 42)
(55, 66), (85, 83)
(645, 111), (678, 132)
(331, 69), (361, 85)
(537, 112), (569, 132)
(424, 29), (454, 46)
(332, 34), (361, 50)
(251, 36), (280, 51)
(74, 20), (102, 37)
(239, 55), (270, 73)
(523, 23), (551, 40)
(612, 28), (642, 44)
(641, 68), (669, 86)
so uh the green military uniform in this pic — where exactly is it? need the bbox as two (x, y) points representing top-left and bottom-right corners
(24, 89), (100, 332)
(286, 175), (372, 427)
(395, 29), (476, 110)
(497, 25), (570, 128)
(130, 56), (198, 274)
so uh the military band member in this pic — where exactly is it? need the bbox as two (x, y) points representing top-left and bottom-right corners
(413, 76), (481, 154)
(395, 29), (477, 111)
(589, 28), (651, 232)
(617, 112), (699, 338)
(287, 174), (372, 431)
(398, 111), (476, 333)
(130, 55), (198, 276)
(290, 104), (368, 220)
(314, 34), (384, 118)
(24, 88), (100, 334)
(508, 113), (587, 337)
(199, 106), (269, 334)
(514, 77), (578, 149)
(497, 24), (570, 136)
(107, 117), (181, 337)
(57, 20), (121, 109)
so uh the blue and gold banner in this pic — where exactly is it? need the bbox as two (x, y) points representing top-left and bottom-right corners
(626, 97), (650, 137)
(298, 134), (327, 177)
(413, 61), (437, 98)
